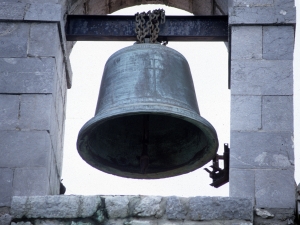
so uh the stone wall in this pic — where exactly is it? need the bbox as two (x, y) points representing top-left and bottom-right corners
(4, 195), (253, 225)
(228, 0), (296, 211)
(0, 1), (72, 207)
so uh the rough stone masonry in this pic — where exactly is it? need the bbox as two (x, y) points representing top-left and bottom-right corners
(0, 0), (297, 225)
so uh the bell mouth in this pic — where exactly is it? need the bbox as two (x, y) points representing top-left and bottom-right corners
(77, 104), (218, 179)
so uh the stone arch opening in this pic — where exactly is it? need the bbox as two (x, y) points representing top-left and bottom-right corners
(63, 4), (229, 196)
(67, 0), (227, 16)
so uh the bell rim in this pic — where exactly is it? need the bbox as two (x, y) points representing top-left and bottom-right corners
(77, 104), (219, 179)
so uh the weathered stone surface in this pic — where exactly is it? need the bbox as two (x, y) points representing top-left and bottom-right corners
(231, 60), (293, 95)
(183, 221), (252, 225)
(157, 221), (181, 225)
(24, 3), (62, 21)
(231, 0), (273, 7)
(274, 0), (295, 8)
(0, 3), (28, 20)
(105, 196), (129, 219)
(0, 131), (51, 168)
(191, 0), (212, 15)
(255, 169), (295, 208)
(166, 196), (187, 220)
(0, 58), (56, 93)
(255, 208), (274, 219)
(231, 26), (262, 60)
(34, 219), (66, 225)
(0, 95), (19, 130)
(13, 167), (50, 196)
(0, 23), (30, 57)
(125, 220), (155, 225)
(229, 168), (255, 201)
(0, 169), (13, 207)
(230, 131), (294, 169)
(0, 213), (12, 225)
(11, 222), (32, 225)
(229, 6), (296, 24)
(19, 94), (53, 130)
(262, 96), (293, 131)
(263, 26), (295, 60)
(231, 95), (261, 131)
(214, 0), (228, 14)
(188, 197), (253, 221)
(254, 208), (295, 225)
(133, 196), (163, 217)
(11, 195), (102, 218)
(28, 23), (60, 57)
(48, 149), (60, 195)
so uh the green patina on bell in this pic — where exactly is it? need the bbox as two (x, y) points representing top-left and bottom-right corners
(77, 44), (218, 179)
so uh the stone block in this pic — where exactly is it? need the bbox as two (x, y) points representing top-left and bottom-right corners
(230, 131), (294, 169)
(11, 222), (32, 225)
(0, 214), (12, 225)
(188, 197), (253, 221)
(274, 0), (295, 8)
(232, 0), (273, 7)
(48, 149), (60, 195)
(28, 23), (60, 57)
(231, 95), (261, 131)
(214, 6), (223, 15)
(183, 221), (252, 225)
(214, 0), (228, 14)
(231, 26), (262, 60)
(125, 220), (155, 225)
(229, 168), (255, 201)
(231, 60), (293, 95)
(0, 3), (27, 20)
(166, 196), (187, 220)
(19, 94), (53, 130)
(24, 3), (62, 21)
(192, 0), (213, 15)
(49, 101), (64, 177)
(158, 221), (181, 225)
(229, 6), (296, 24)
(105, 196), (129, 219)
(263, 26), (295, 60)
(13, 167), (49, 196)
(0, 58), (56, 93)
(0, 23), (30, 57)
(0, 131), (51, 168)
(0, 169), (13, 207)
(255, 169), (296, 208)
(11, 195), (102, 218)
(34, 219), (67, 225)
(8, 0), (60, 2)
(0, 95), (19, 130)
(262, 95), (293, 131)
(254, 208), (295, 225)
(133, 196), (163, 217)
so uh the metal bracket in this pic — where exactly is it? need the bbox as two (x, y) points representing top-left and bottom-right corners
(204, 143), (230, 188)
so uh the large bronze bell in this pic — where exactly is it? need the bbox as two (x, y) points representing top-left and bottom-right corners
(77, 43), (219, 179)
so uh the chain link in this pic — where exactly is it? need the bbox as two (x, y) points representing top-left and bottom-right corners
(135, 9), (165, 44)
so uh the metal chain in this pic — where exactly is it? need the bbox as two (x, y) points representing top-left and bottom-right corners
(135, 9), (165, 44)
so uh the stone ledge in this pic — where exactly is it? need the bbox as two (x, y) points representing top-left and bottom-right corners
(10, 195), (253, 222)
(229, 6), (296, 25)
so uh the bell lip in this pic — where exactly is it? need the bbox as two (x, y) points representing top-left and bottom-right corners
(77, 104), (219, 179)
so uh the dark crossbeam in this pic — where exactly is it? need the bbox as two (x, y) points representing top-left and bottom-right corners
(66, 15), (228, 42)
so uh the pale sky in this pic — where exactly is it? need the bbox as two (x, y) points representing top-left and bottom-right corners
(62, 3), (299, 196)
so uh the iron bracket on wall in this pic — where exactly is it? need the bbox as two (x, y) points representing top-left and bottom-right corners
(204, 143), (230, 188)
(66, 15), (228, 42)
